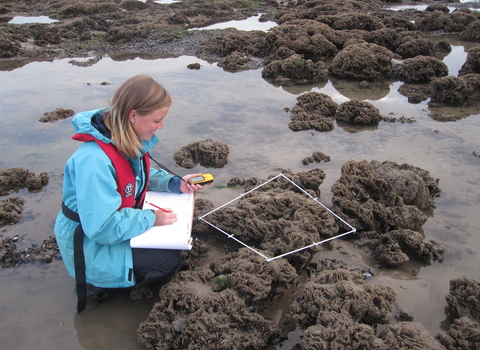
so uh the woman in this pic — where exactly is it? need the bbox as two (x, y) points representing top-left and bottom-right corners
(55, 75), (202, 311)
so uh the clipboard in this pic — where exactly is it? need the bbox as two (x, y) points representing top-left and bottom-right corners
(130, 191), (195, 250)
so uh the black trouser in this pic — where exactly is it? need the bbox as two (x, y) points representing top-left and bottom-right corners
(85, 248), (184, 303)
(132, 248), (184, 287)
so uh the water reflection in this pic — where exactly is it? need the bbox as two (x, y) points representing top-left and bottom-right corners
(397, 83), (431, 104)
(264, 78), (328, 95)
(329, 78), (393, 101)
(153, 0), (181, 3)
(336, 120), (379, 133)
(73, 291), (157, 350)
(442, 45), (468, 76)
(387, 0), (480, 12)
(138, 0), (181, 3)
(387, 4), (456, 12)
(429, 101), (480, 121)
(8, 16), (58, 24)
(191, 14), (277, 31)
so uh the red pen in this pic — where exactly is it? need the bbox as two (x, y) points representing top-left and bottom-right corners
(145, 201), (171, 213)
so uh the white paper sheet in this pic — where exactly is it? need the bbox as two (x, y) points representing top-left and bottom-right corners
(130, 192), (194, 250)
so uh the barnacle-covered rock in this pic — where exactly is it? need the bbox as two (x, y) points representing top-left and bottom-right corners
(174, 139), (229, 169)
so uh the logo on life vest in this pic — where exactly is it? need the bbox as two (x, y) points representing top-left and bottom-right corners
(124, 182), (134, 198)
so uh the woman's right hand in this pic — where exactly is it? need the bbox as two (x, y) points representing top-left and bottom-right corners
(153, 209), (177, 226)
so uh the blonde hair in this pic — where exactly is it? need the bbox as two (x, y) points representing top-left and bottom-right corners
(104, 75), (171, 158)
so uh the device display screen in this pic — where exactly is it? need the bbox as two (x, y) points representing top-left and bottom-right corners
(190, 176), (205, 183)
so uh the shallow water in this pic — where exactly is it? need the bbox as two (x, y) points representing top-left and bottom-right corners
(192, 14), (277, 31)
(140, 0), (181, 4)
(388, 4), (456, 11)
(0, 36), (480, 349)
(387, 0), (480, 12)
(8, 16), (59, 24)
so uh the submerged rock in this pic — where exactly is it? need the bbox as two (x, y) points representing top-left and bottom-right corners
(187, 62), (201, 70)
(302, 151), (330, 165)
(372, 229), (445, 267)
(287, 92), (337, 132)
(39, 108), (75, 123)
(174, 138), (229, 169)
(0, 197), (24, 227)
(217, 51), (253, 72)
(1, 235), (60, 268)
(398, 83), (431, 104)
(0, 167), (49, 196)
(336, 99), (382, 125)
(226, 176), (246, 187)
(129, 285), (153, 300)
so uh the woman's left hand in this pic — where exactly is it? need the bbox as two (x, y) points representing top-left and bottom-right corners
(179, 174), (204, 193)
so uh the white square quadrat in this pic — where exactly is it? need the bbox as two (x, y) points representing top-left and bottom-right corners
(198, 173), (357, 262)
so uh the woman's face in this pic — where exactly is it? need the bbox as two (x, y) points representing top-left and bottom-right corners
(129, 106), (170, 141)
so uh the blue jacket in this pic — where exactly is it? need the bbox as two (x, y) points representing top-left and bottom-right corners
(54, 108), (181, 288)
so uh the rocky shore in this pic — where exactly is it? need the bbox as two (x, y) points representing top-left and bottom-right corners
(1, 0), (480, 349)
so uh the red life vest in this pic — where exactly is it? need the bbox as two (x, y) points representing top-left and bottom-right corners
(72, 133), (150, 209)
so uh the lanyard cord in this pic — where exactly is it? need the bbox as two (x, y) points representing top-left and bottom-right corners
(142, 151), (188, 183)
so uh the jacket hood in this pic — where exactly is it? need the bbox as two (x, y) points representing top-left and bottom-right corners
(72, 108), (159, 154)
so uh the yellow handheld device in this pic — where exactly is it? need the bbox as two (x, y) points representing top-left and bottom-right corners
(189, 174), (214, 186)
